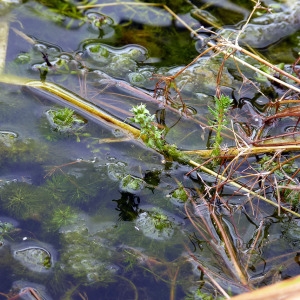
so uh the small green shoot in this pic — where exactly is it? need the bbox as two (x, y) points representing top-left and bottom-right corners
(208, 95), (232, 162)
(130, 104), (165, 151)
(130, 104), (190, 163)
(50, 107), (84, 129)
(46, 107), (87, 141)
(50, 205), (78, 231)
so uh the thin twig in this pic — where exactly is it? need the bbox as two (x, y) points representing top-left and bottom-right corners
(189, 254), (231, 299)
(188, 158), (300, 218)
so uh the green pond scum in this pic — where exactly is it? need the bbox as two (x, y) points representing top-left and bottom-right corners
(1, 0), (300, 299)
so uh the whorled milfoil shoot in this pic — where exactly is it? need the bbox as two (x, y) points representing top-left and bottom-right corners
(130, 104), (190, 163)
(208, 95), (233, 161)
(130, 104), (165, 151)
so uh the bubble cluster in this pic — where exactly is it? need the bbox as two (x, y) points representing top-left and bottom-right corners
(82, 42), (148, 77)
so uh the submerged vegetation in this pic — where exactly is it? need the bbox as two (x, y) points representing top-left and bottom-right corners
(0, 182), (42, 220)
(48, 205), (78, 231)
(0, 138), (48, 166)
(1, 0), (300, 299)
(0, 219), (16, 245)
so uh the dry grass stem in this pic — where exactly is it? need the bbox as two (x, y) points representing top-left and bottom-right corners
(183, 145), (300, 158)
(188, 159), (300, 218)
(229, 274), (300, 300)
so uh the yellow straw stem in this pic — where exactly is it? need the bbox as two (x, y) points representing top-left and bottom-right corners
(26, 81), (141, 138)
(184, 145), (300, 158)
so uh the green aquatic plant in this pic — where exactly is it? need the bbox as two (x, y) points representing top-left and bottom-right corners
(0, 220), (16, 244)
(256, 155), (297, 180)
(43, 255), (52, 269)
(43, 175), (70, 204)
(0, 138), (49, 166)
(87, 12), (114, 30)
(43, 107), (90, 142)
(122, 248), (141, 272)
(58, 215), (117, 285)
(66, 169), (103, 204)
(120, 174), (145, 194)
(150, 210), (173, 231)
(44, 166), (102, 205)
(36, 0), (84, 19)
(130, 103), (165, 151)
(171, 185), (188, 202)
(29, 0), (85, 30)
(130, 104), (189, 163)
(282, 186), (300, 208)
(0, 182), (43, 220)
(89, 44), (110, 56)
(184, 288), (219, 300)
(135, 209), (177, 241)
(15, 53), (31, 64)
(208, 94), (232, 161)
(49, 205), (78, 231)
(47, 107), (85, 132)
(168, 184), (190, 207)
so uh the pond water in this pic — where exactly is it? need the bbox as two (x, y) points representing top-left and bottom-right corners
(1, 0), (300, 299)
